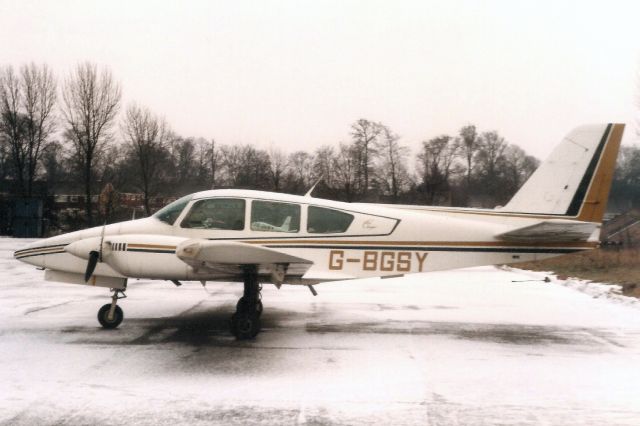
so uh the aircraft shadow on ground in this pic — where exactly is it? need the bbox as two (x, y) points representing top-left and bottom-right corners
(50, 302), (623, 351)
(59, 306), (300, 347)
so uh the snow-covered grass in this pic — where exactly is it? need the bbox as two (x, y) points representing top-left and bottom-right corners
(505, 265), (640, 310)
(517, 248), (640, 297)
(1, 237), (640, 425)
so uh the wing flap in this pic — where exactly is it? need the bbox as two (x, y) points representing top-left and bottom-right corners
(176, 239), (313, 284)
(496, 220), (598, 242)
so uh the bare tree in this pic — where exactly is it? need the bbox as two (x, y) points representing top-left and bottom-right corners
(476, 131), (507, 179)
(475, 130), (508, 205)
(21, 63), (57, 195)
(376, 126), (409, 202)
(121, 103), (169, 215)
(41, 141), (65, 192)
(502, 144), (539, 197)
(333, 142), (358, 201)
(191, 137), (213, 189)
(219, 144), (243, 187)
(61, 62), (121, 225)
(175, 137), (197, 186)
(418, 135), (460, 204)
(0, 63), (56, 196)
(219, 144), (271, 189)
(286, 151), (312, 193)
(0, 64), (56, 196)
(0, 136), (10, 182)
(459, 124), (478, 191)
(268, 147), (288, 191)
(312, 145), (336, 188)
(210, 138), (220, 189)
(0, 66), (25, 193)
(611, 145), (640, 210)
(350, 118), (383, 196)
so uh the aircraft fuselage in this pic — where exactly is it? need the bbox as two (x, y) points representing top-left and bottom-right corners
(14, 189), (597, 288)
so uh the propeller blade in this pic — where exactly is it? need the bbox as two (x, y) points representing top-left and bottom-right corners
(85, 250), (100, 282)
(99, 222), (106, 262)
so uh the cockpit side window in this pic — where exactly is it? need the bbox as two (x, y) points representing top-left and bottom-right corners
(181, 198), (245, 230)
(153, 194), (193, 225)
(307, 206), (354, 233)
(250, 200), (300, 233)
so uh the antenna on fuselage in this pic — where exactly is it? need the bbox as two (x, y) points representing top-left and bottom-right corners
(304, 175), (323, 198)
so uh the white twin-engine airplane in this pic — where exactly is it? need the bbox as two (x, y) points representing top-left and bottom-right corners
(14, 123), (624, 339)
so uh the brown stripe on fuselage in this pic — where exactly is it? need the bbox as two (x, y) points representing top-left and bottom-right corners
(15, 248), (66, 258)
(383, 209), (566, 220)
(17, 247), (66, 255)
(127, 243), (177, 250)
(14, 244), (67, 255)
(242, 239), (598, 249)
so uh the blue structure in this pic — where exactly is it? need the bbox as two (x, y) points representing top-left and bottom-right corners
(12, 198), (43, 238)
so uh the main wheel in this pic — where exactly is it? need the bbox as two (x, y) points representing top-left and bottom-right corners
(97, 304), (123, 329)
(236, 297), (263, 315)
(230, 311), (261, 340)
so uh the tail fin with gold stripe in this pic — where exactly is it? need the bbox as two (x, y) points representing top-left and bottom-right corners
(502, 123), (624, 222)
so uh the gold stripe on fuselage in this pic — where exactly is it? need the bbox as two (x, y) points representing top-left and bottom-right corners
(242, 239), (598, 249)
(15, 247), (66, 256)
(127, 243), (177, 250)
(14, 245), (66, 255)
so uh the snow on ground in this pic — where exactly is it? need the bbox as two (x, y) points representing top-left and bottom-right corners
(1, 237), (640, 425)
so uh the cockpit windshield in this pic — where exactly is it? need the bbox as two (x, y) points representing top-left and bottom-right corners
(153, 194), (193, 225)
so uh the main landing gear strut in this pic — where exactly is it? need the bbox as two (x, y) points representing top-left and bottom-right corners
(98, 288), (126, 329)
(230, 265), (263, 340)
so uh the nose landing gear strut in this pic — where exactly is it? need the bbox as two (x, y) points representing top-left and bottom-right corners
(230, 265), (263, 340)
(98, 288), (126, 329)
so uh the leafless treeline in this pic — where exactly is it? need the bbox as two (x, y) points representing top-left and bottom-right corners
(2, 62), (553, 226)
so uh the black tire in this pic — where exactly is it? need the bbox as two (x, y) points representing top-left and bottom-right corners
(229, 313), (237, 335)
(230, 311), (261, 340)
(236, 297), (263, 315)
(98, 304), (123, 329)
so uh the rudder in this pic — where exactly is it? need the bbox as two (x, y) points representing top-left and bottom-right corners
(502, 123), (624, 222)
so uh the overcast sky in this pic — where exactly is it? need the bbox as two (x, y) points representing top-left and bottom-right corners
(1, 0), (639, 159)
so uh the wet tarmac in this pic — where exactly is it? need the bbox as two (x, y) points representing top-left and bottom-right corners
(1, 238), (640, 425)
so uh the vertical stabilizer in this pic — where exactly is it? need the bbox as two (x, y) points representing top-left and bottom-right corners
(502, 123), (624, 222)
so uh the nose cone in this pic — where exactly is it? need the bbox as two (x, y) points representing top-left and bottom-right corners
(13, 239), (50, 267)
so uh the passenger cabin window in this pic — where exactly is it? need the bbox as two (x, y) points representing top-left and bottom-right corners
(251, 200), (300, 233)
(154, 194), (193, 225)
(181, 198), (245, 230)
(307, 206), (354, 233)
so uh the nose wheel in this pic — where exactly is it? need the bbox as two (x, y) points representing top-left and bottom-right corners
(98, 289), (126, 329)
(230, 266), (262, 340)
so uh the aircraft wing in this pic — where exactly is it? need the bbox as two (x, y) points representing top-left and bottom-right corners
(176, 239), (313, 284)
(496, 220), (598, 242)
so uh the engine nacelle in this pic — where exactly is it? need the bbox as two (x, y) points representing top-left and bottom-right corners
(65, 237), (104, 260)
(67, 234), (191, 279)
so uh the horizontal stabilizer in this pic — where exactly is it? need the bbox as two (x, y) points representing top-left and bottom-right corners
(496, 220), (597, 242)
